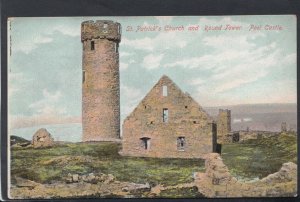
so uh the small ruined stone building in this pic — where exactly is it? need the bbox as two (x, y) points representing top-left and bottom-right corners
(216, 109), (231, 143)
(121, 75), (217, 158)
(32, 128), (54, 148)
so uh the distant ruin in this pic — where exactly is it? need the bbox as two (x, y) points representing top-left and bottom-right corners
(216, 109), (231, 144)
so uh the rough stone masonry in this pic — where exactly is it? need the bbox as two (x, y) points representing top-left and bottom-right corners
(121, 75), (218, 158)
(81, 20), (121, 142)
(32, 128), (54, 148)
(194, 153), (297, 197)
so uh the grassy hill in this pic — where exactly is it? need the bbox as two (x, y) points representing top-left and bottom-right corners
(10, 135), (30, 146)
(11, 142), (205, 186)
(221, 133), (297, 180)
(11, 133), (297, 188)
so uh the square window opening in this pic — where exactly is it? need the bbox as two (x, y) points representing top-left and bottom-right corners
(177, 137), (186, 151)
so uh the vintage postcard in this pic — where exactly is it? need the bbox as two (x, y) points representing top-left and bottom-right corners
(7, 16), (297, 198)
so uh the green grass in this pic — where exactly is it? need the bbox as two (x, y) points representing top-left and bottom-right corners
(221, 133), (297, 180)
(11, 133), (297, 186)
(158, 186), (204, 198)
(11, 142), (205, 186)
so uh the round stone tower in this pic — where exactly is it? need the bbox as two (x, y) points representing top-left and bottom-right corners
(81, 20), (121, 142)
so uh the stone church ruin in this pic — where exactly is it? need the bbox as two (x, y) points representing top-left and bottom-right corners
(121, 75), (218, 158)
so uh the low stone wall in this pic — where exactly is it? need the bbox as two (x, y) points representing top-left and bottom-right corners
(195, 153), (297, 197)
(238, 130), (279, 142)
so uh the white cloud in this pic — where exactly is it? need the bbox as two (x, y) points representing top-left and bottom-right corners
(142, 54), (164, 70)
(230, 117), (252, 123)
(155, 16), (174, 24)
(281, 53), (296, 64)
(203, 35), (256, 50)
(13, 34), (53, 54)
(122, 29), (191, 51)
(167, 35), (293, 95)
(121, 84), (143, 118)
(233, 118), (242, 123)
(8, 72), (33, 98)
(120, 62), (129, 71)
(53, 25), (80, 37)
(189, 78), (205, 86)
(8, 72), (24, 86)
(12, 22), (79, 54)
(29, 89), (67, 116)
(243, 118), (252, 122)
(129, 59), (135, 64)
(122, 37), (154, 51)
(120, 51), (133, 57)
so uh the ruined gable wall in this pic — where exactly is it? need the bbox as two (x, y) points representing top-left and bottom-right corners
(121, 76), (214, 158)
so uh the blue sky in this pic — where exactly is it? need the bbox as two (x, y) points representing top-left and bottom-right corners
(8, 16), (297, 128)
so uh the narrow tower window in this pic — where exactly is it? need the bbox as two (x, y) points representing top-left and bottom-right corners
(114, 43), (118, 53)
(82, 70), (85, 83)
(118, 24), (121, 33)
(163, 85), (168, 96)
(163, 108), (168, 122)
(177, 137), (186, 151)
(103, 23), (108, 33)
(140, 137), (150, 150)
(91, 41), (95, 50)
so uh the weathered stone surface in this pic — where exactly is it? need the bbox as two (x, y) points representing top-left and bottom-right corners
(216, 109), (231, 144)
(121, 75), (217, 158)
(72, 174), (79, 182)
(63, 173), (117, 184)
(10, 174), (151, 199)
(32, 128), (54, 148)
(126, 182), (151, 194)
(15, 177), (39, 188)
(104, 174), (115, 184)
(260, 162), (297, 183)
(237, 130), (279, 142)
(81, 20), (121, 142)
(194, 153), (297, 197)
